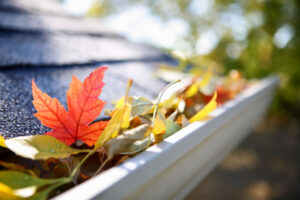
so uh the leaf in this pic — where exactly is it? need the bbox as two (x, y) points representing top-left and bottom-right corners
(77, 121), (109, 146)
(5, 135), (88, 160)
(176, 114), (189, 127)
(164, 119), (181, 139)
(66, 67), (107, 145)
(0, 183), (19, 200)
(152, 113), (166, 135)
(121, 135), (154, 155)
(189, 92), (217, 123)
(104, 124), (151, 160)
(0, 135), (6, 148)
(131, 96), (153, 116)
(32, 80), (76, 146)
(32, 66), (107, 146)
(94, 104), (131, 150)
(0, 171), (55, 189)
(0, 171), (68, 200)
(0, 161), (26, 172)
(94, 80), (133, 150)
(185, 67), (212, 97)
(0, 171), (61, 198)
(27, 181), (66, 200)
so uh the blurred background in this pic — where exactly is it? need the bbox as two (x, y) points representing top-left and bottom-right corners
(61, 0), (299, 199)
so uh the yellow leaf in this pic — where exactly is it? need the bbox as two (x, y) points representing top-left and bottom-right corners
(152, 114), (166, 135)
(0, 183), (14, 194)
(94, 103), (131, 149)
(185, 83), (198, 98)
(185, 67), (212, 97)
(114, 96), (132, 129)
(114, 96), (126, 108)
(0, 135), (6, 148)
(95, 80), (133, 149)
(189, 92), (217, 123)
(197, 66), (212, 88)
(0, 183), (18, 200)
(121, 103), (131, 130)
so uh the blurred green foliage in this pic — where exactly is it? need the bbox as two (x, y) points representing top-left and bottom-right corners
(89, 0), (299, 116)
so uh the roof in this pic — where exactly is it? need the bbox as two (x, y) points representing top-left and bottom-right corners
(0, 0), (174, 138)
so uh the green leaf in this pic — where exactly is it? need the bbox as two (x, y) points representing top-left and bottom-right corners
(5, 135), (88, 160)
(0, 171), (64, 199)
(131, 96), (153, 116)
(164, 119), (181, 139)
(27, 179), (69, 200)
(0, 171), (58, 189)
(104, 124), (151, 160)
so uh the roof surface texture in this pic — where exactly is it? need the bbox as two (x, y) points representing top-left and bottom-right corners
(0, 0), (174, 138)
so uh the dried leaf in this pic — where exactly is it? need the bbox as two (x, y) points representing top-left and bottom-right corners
(94, 80), (133, 149)
(32, 67), (107, 146)
(0, 135), (6, 148)
(5, 135), (88, 160)
(121, 135), (154, 155)
(176, 114), (189, 127)
(104, 124), (151, 160)
(0, 183), (19, 200)
(66, 67), (107, 145)
(75, 121), (109, 147)
(94, 103), (131, 150)
(129, 116), (142, 128)
(189, 92), (217, 123)
(185, 67), (212, 97)
(152, 113), (166, 135)
(32, 80), (76, 146)
(0, 161), (26, 172)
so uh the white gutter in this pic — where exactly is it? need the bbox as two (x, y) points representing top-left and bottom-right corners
(55, 76), (278, 200)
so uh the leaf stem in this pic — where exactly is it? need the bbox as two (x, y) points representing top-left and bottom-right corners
(93, 157), (109, 176)
(149, 79), (181, 146)
(152, 79), (181, 127)
(70, 150), (95, 179)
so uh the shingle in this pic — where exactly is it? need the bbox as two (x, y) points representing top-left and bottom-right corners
(0, 0), (67, 16)
(0, 32), (168, 66)
(0, 11), (117, 36)
(0, 62), (169, 138)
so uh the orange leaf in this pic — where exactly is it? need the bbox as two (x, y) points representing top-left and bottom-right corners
(32, 66), (108, 146)
(67, 67), (107, 142)
(79, 121), (109, 146)
(32, 80), (76, 145)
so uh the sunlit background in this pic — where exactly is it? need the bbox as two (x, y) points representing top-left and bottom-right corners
(58, 1), (299, 199)
(61, 0), (299, 117)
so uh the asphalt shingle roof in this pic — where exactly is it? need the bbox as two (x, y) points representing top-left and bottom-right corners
(0, 0), (174, 138)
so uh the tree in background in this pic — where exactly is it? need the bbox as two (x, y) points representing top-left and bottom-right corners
(87, 0), (299, 116)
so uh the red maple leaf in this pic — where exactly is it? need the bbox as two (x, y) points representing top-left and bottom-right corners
(32, 66), (108, 146)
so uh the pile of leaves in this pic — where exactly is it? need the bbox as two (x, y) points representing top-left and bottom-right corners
(0, 66), (247, 199)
